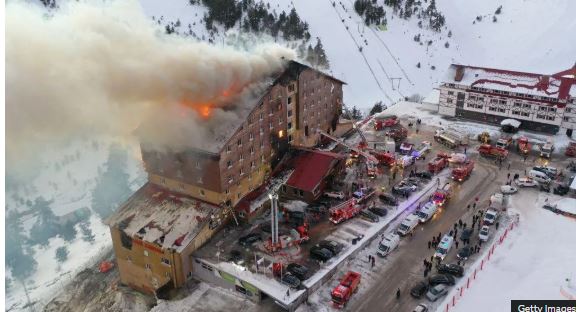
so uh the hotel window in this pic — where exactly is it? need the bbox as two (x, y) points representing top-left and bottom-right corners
(240, 168), (245, 176)
(448, 91), (454, 95)
(250, 146), (254, 154)
(197, 176), (203, 184)
(498, 107), (506, 113)
(288, 110), (293, 117)
(161, 258), (170, 266)
(259, 112), (263, 120)
(545, 115), (555, 121)
(145, 263), (151, 270)
(227, 145), (231, 153)
(228, 176), (234, 184)
(200, 189), (205, 197)
(488, 106), (497, 112)
(288, 135), (293, 143)
(498, 99), (506, 105)
(251, 161), (255, 168)
(260, 127), (264, 134)
(225, 189), (230, 194)
(512, 110), (521, 116)
(227, 160), (232, 168)
(249, 132), (254, 141)
(144, 250), (149, 257)
(287, 96), (292, 105)
(269, 122), (273, 129)
(239, 154), (244, 161)
(564, 116), (570, 122)
(521, 111), (530, 117)
(447, 99), (453, 104)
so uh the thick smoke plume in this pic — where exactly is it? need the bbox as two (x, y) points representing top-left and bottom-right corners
(6, 0), (295, 171)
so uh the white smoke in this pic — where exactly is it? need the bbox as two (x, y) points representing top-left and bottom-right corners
(5, 0), (296, 172)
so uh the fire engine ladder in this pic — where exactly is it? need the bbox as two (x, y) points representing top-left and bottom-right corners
(317, 130), (378, 164)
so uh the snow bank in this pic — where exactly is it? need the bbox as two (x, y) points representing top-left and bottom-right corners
(500, 119), (521, 128)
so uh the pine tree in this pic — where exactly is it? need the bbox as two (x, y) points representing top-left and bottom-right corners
(351, 106), (363, 120)
(55, 246), (69, 263)
(370, 102), (384, 115)
(495, 5), (502, 15)
(29, 197), (59, 246)
(313, 38), (330, 68)
(416, 62), (421, 68)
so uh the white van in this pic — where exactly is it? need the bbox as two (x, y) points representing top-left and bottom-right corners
(396, 214), (419, 236)
(434, 234), (454, 260)
(528, 170), (551, 184)
(377, 233), (401, 257)
(416, 202), (438, 223)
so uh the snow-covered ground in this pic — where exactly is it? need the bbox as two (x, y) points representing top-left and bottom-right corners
(5, 138), (147, 311)
(436, 191), (576, 312)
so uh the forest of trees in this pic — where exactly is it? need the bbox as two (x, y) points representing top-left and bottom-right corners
(354, 0), (387, 26)
(91, 145), (132, 219)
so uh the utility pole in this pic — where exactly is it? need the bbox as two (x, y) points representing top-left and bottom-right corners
(269, 193), (279, 252)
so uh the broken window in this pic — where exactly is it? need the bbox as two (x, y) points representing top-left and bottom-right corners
(288, 122), (292, 130)
(120, 231), (133, 250)
(288, 96), (292, 105)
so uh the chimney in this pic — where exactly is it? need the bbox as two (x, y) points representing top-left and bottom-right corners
(455, 65), (465, 82)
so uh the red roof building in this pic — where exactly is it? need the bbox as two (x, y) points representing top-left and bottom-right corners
(281, 150), (346, 203)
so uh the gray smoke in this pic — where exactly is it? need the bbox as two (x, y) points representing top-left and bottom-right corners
(6, 0), (295, 173)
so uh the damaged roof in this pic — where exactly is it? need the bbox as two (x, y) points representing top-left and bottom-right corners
(107, 183), (219, 252)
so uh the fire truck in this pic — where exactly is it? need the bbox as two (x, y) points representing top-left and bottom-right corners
(371, 150), (396, 166)
(329, 200), (362, 224)
(428, 153), (449, 174)
(452, 161), (474, 182)
(495, 136), (513, 149)
(517, 136), (531, 156)
(432, 183), (452, 207)
(478, 144), (509, 159)
(374, 115), (399, 131)
(331, 271), (361, 308)
(385, 125), (408, 142)
(565, 142), (576, 157)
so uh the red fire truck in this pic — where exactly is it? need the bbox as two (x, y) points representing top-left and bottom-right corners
(432, 183), (452, 207)
(566, 142), (576, 157)
(428, 153), (449, 174)
(371, 151), (396, 166)
(478, 144), (509, 159)
(374, 115), (399, 131)
(329, 200), (362, 224)
(385, 125), (408, 142)
(331, 271), (361, 308)
(517, 136), (531, 156)
(451, 161), (474, 182)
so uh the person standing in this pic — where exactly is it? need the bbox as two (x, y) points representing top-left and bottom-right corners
(428, 241), (431, 249)
(396, 288), (401, 299)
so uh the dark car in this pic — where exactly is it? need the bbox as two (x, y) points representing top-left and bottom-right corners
(410, 281), (429, 298)
(437, 263), (464, 277)
(369, 207), (388, 217)
(310, 246), (334, 262)
(459, 228), (473, 242)
(428, 274), (455, 286)
(540, 183), (551, 192)
(238, 233), (262, 247)
(392, 183), (416, 196)
(318, 240), (344, 255)
(379, 193), (398, 205)
(554, 184), (569, 195)
(457, 246), (472, 260)
(287, 263), (310, 281)
(413, 171), (433, 180)
(228, 250), (243, 263)
(281, 273), (301, 289)
(359, 210), (379, 223)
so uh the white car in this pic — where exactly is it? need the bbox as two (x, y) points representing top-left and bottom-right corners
(483, 209), (499, 225)
(479, 225), (490, 241)
(449, 153), (468, 164)
(516, 177), (538, 187)
(325, 191), (345, 199)
(500, 185), (518, 194)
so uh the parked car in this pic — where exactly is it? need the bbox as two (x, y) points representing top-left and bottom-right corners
(479, 225), (490, 241)
(500, 185), (518, 194)
(286, 263), (309, 281)
(426, 284), (448, 302)
(540, 183), (551, 192)
(413, 171), (433, 180)
(310, 246), (334, 262)
(428, 274), (455, 286)
(369, 207), (388, 217)
(238, 233), (262, 247)
(325, 191), (345, 199)
(412, 303), (429, 312)
(532, 166), (558, 179)
(392, 182), (417, 195)
(410, 281), (429, 298)
(437, 263), (464, 277)
(359, 209), (379, 223)
(516, 177), (538, 187)
(483, 209), (499, 225)
(459, 228), (473, 242)
(318, 240), (344, 255)
(456, 246), (472, 260)
(281, 273), (301, 289)
(379, 193), (398, 205)
(554, 184), (570, 195)
(306, 204), (327, 214)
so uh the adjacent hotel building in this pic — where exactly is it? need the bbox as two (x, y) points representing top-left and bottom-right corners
(438, 64), (576, 135)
